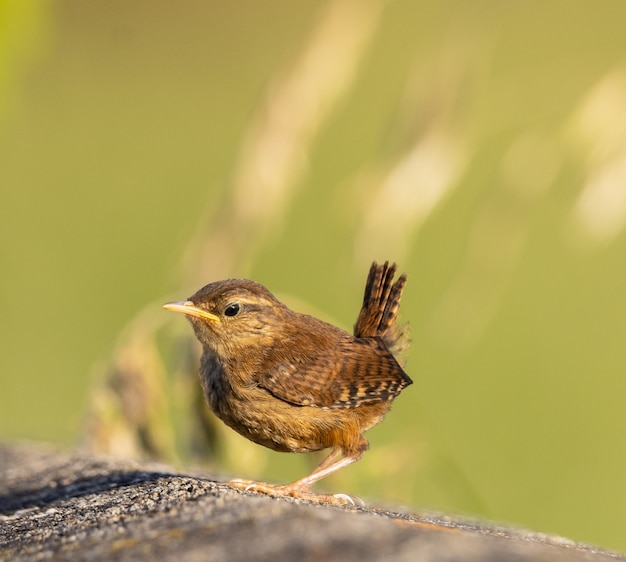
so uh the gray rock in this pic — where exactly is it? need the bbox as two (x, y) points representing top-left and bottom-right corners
(0, 443), (623, 561)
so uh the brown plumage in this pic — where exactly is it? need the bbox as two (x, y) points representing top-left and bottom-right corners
(163, 261), (411, 503)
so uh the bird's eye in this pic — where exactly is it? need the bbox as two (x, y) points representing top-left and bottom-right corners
(224, 303), (240, 317)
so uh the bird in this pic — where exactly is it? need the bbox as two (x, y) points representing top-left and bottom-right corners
(163, 261), (412, 504)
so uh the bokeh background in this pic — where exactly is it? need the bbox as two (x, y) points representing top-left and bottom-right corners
(2, 0), (626, 552)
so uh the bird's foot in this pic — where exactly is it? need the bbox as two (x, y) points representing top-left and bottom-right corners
(227, 479), (363, 506)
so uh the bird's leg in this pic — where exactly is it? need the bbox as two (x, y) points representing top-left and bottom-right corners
(280, 447), (356, 492)
(228, 444), (367, 505)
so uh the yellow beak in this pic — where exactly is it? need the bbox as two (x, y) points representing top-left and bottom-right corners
(162, 301), (220, 322)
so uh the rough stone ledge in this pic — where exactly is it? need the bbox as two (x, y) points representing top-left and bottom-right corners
(0, 442), (623, 562)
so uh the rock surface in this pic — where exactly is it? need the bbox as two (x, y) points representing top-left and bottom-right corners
(0, 443), (623, 561)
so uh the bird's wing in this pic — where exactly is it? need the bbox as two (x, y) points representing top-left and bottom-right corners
(258, 337), (412, 409)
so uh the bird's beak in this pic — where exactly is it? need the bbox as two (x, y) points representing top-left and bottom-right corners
(162, 301), (220, 322)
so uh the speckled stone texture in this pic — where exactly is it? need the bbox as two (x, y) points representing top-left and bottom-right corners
(0, 443), (623, 561)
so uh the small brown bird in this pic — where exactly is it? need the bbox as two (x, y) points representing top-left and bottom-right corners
(163, 261), (411, 503)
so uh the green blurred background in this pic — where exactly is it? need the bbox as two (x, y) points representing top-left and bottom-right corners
(2, 0), (626, 552)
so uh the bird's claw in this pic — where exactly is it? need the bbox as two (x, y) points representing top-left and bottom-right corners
(226, 479), (363, 506)
(332, 493), (363, 506)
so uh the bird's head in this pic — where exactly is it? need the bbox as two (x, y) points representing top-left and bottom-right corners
(163, 279), (289, 357)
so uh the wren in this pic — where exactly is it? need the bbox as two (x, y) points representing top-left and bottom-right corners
(163, 261), (411, 504)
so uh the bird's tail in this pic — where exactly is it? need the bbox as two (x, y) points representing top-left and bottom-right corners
(354, 261), (410, 358)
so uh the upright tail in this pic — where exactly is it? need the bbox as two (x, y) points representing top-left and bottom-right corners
(354, 261), (410, 357)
